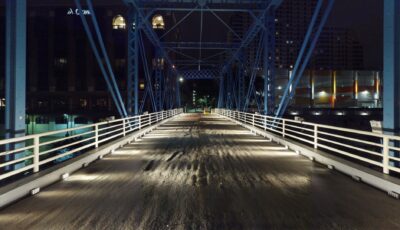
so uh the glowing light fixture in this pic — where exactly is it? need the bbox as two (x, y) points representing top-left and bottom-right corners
(112, 15), (126, 30)
(152, 14), (165, 29)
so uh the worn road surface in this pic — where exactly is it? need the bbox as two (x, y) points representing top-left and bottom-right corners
(1, 114), (400, 229)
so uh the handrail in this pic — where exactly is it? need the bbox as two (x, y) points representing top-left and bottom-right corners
(0, 108), (183, 182)
(215, 108), (399, 175)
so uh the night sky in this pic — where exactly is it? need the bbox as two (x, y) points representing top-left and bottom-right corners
(327, 0), (383, 69)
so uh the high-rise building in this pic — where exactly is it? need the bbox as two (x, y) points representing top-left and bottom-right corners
(275, 0), (364, 70)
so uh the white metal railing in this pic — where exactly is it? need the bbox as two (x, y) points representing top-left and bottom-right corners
(0, 108), (183, 182)
(215, 108), (400, 175)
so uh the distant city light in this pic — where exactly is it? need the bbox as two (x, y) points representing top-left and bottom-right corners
(336, 111), (345, 116)
(179, 77), (184, 83)
(319, 91), (328, 96)
(313, 111), (322, 116)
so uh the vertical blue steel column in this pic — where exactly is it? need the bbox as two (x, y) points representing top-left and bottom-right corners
(237, 53), (245, 110)
(154, 50), (163, 111)
(217, 72), (225, 108)
(4, 0), (26, 168)
(176, 76), (181, 108)
(226, 70), (233, 109)
(384, 0), (400, 135)
(127, 8), (139, 115)
(263, 9), (276, 115)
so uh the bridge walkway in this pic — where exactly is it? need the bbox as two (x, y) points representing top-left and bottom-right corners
(1, 114), (400, 229)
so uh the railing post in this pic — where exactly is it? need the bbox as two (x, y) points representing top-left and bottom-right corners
(95, 124), (99, 148)
(162, 111), (164, 120)
(264, 116), (267, 131)
(383, 136), (390, 174)
(139, 116), (142, 129)
(33, 136), (40, 173)
(123, 119), (126, 136)
(314, 125), (318, 149)
(282, 120), (286, 137)
(252, 114), (255, 127)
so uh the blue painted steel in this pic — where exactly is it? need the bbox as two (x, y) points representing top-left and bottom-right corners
(139, 31), (157, 111)
(275, 0), (335, 118)
(384, 0), (400, 134)
(222, 0), (282, 73)
(236, 53), (245, 110)
(127, 8), (140, 115)
(263, 10), (276, 115)
(226, 69), (235, 109)
(207, 6), (242, 41)
(140, 86), (149, 113)
(160, 7), (198, 39)
(163, 42), (240, 50)
(75, 0), (126, 117)
(154, 51), (164, 111)
(180, 69), (219, 79)
(176, 76), (181, 108)
(85, 0), (127, 117)
(253, 88), (262, 113)
(217, 72), (225, 108)
(129, 0), (283, 12)
(244, 32), (265, 111)
(4, 0), (26, 169)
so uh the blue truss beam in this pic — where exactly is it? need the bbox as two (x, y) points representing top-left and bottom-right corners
(236, 53), (245, 110)
(139, 31), (157, 111)
(275, 0), (335, 118)
(4, 0), (27, 169)
(217, 72), (225, 107)
(221, 0), (283, 73)
(384, 0), (400, 134)
(263, 9), (276, 115)
(154, 51), (164, 111)
(134, 0), (280, 11)
(243, 32), (264, 111)
(75, 0), (127, 117)
(127, 8), (140, 115)
(180, 69), (219, 80)
(163, 42), (240, 50)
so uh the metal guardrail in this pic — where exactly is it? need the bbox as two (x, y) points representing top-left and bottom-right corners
(215, 109), (400, 175)
(0, 108), (183, 182)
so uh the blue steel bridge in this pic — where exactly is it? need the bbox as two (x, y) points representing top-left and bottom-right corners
(1, 0), (400, 229)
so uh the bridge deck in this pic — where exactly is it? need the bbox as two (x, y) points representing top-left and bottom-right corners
(1, 114), (400, 229)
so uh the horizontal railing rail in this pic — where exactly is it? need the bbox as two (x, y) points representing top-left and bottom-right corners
(0, 108), (183, 182)
(215, 108), (399, 175)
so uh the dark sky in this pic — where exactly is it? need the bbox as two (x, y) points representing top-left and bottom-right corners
(327, 0), (383, 70)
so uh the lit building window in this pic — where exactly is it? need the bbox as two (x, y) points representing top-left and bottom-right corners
(0, 98), (5, 108)
(79, 99), (88, 108)
(54, 58), (68, 68)
(113, 15), (126, 30)
(152, 58), (165, 69)
(152, 14), (165, 30)
(140, 83), (145, 90)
